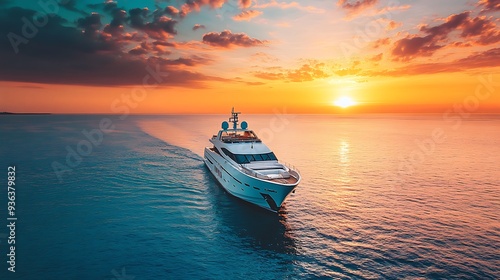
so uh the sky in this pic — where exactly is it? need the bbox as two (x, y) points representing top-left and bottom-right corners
(0, 0), (499, 114)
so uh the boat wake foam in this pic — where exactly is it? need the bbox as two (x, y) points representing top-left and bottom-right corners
(136, 119), (207, 158)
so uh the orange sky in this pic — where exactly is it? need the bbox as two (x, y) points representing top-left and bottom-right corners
(0, 0), (499, 114)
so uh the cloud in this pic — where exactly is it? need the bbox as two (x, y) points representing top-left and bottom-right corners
(460, 15), (500, 45)
(245, 81), (265, 86)
(192, 24), (206, 31)
(254, 1), (324, 13)
(372, 37), (390, 48)
(391, 11), (500, 61)
(386, 20), (401, 30)
(239, 0), (252, 9)
(128, 7), (150, 28)
(251, 52), (279, 63)
(254, 62), (329, 82)
(337, 0), (378, 16)
(391, 35), (442, 60)
(129, 45), (149, 56)
(333, 61), (361, 76)
(202, 30), (267, 48)
(232, 10), (262, 21)
(478, 0), (500, 14)
(128, 41), (173, 56)
(368, 48), (500, 76)
(180, 0), (228, 17)
(0, 6), (219, 87)
(370, 53), (383, 62)
(128, 7), (178, 39)
(87, 0), (119, 14)
(338, 1), (410, 19)
(164, 6), (180, 17)
(60, 0), (88, 16)
(103, 9), (127, 35)
(254, 71), (285, 81)
(374, 18), (402, 30)
(376, 4), (410, 15)
(77, 13), (102, 37)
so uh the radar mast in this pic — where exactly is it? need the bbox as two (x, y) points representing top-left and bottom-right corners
(229, 107), (240, 130)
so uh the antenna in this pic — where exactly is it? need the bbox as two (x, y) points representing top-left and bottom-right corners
(229, 107), (240, 130)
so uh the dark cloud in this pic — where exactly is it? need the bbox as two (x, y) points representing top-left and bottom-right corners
(420, 12), (469, 38)
(103, 9), (127, 35)
(143, 16), (178, 38)
(203, 30), (266, 48)
(77, 13), (102, 36)
(368, 48), (500, 76)
(337, 0), (378, 16)
(239, 0), (252, 9)
(392, 35), (442, 60)
(59, 0), (88, 16)
(461, 15), (500, 45)
(478, 0), (500, 13)
(163, 55), (213, 66)
(129, 45), (149, 55)
(129, 7), (150, 28)
(153, 40), (176, 47)
(192, 24), (206, 31)
(128, 41), (174, 56)
(0, 6), (220, 87)
(391, 12), (500, 61)
(128, 7), (177, 39)
(452, 47), (500, 69)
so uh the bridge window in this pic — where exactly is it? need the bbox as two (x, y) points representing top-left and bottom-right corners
(220, 148), (278, 164)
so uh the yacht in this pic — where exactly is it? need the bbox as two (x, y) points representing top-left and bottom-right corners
(204, 109), (301, 212)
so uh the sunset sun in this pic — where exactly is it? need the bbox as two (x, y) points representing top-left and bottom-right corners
(333, 96), (357, 108)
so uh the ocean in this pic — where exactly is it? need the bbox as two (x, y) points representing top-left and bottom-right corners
(0, 114), (499, 279)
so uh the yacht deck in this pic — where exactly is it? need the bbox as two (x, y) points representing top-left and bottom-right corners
(207, 148), (299, 185)
(269, 176), (299, 184)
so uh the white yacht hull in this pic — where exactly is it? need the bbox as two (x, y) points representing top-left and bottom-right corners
(204, 147), (298, 212)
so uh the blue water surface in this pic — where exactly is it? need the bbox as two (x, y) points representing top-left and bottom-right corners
(0, 115), (498, 279)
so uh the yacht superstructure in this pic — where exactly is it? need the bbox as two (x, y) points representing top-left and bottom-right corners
(204, 109), (301, 212)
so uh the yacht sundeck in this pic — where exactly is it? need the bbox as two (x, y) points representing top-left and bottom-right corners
(204, 109), (301, 212)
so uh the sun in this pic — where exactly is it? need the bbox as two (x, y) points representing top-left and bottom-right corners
(333, 96), (357, 108)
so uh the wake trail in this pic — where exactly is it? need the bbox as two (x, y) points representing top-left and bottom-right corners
(136, 119), (208, 158)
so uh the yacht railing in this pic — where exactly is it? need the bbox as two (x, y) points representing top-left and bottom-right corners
(240, 161), (300, 181)
(240, 165), (269, 180)
(279, 161), (300, 175)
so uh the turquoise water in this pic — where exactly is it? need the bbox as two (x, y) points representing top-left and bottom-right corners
(0, 114), (499, 279)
